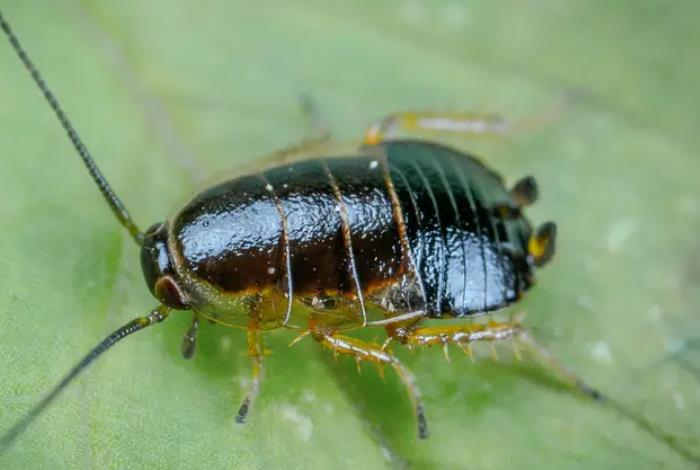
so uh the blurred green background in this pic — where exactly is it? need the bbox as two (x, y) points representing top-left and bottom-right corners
(0, 1), (699, 468)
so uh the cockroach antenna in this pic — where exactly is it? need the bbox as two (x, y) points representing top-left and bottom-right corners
(0, 10), (167, 451)
(0, 306), (171, 452)
(0, 9), (143, 244)
(1, 7), (698, 467)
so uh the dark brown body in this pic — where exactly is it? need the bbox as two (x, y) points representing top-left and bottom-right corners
(164, 140), (535, 329)
(9, 11), (683, 456)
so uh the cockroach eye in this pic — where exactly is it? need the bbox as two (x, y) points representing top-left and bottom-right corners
(140, 222), (189, 309)
(154, 275), (188, 309)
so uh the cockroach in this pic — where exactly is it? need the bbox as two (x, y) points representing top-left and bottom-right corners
(1, 9), (697, 464)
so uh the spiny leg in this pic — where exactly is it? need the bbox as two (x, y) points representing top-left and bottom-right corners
(236, 329), (266, 424)
(363, 94), (576, 146)
(392, 319), (700, 464)
(517, 331), (603, 401)
(392, 318), (604, 402)
(180, 314), (200, 359)
(518, 333), (700, 464)
(364, 111), (508, 145)
(312, 331), (428, 439)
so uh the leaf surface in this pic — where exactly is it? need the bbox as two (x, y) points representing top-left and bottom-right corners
(0, 1), (698, 468)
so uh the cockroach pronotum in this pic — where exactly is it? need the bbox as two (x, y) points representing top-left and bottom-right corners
(0, 9), (697, 463)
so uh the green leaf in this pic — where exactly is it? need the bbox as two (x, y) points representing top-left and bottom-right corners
(1, 1), (698, 468)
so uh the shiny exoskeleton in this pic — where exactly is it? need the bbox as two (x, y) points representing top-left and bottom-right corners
(4, 11), (698, 463)
(142, 140), (537, 331)
(5, 7), (625, 453)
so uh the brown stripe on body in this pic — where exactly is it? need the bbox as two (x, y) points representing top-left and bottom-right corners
(323, 154), (426, 320)
(255, 173), (293, 325)
(379, 156), (426, 302)
(320, 160), (368, 325)
(172, 140), (535, 323)
(325, 156), (406, 281)
(380, 157), (410, 267)
(263, 159), (351, 297)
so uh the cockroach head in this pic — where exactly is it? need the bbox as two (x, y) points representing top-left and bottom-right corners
(141, 222), (189, 309)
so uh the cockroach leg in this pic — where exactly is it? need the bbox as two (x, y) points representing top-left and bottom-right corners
(489, 343), (499, 362)
(442, 343), (451, 363)
(364, 111), (508, 145)
(236, 329), (265, 424)
(393, 319), (605, 402)
(392, 319), (525, 351)
(380, 336), (393, 351)
(255, 94), (332, 168)
(288, 329), (311, 348)
(517, 331), (605, 402)
(298, 93), (331, 142)
(312, 331), (428, 439)
(511, 339), (523, 362)
(180, 314), (199, 359)
(364, 94), (576, 146)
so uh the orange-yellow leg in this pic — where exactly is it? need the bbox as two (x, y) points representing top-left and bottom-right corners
(392, 319), (604, 402)
(363, 96), (575, 146)
(364, 111), (508, 145)
(236, 329), (266, 424)
(312, 331), (429, 439)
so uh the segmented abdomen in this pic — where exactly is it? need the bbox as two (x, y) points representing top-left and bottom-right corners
(382, 141), (533, 315)
(172, 140), (534, 324)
